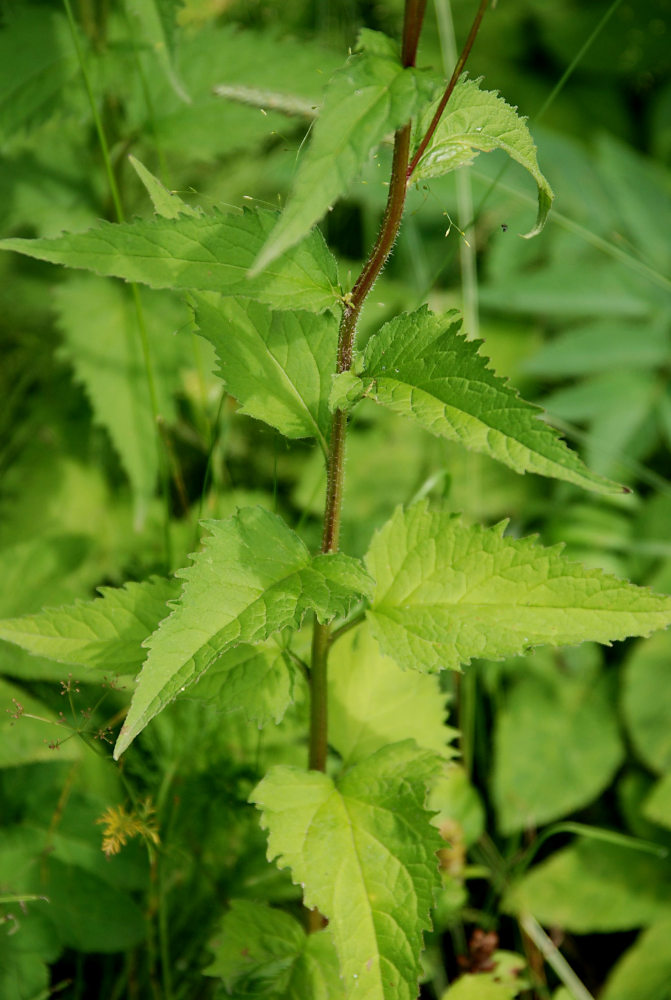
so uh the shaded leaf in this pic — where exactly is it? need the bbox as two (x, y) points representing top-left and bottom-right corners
(412, 75), (553, 237)
(622, 630), (671, 773)
(55, 275), (194, 506)
(251, 742), (443, 1000)
(126, 0), (189, 103)
(644, 771), (671, 831)
(114, 508), (372, 757)
(192, 293), (338, 451)
(0, 209), (340, 313)
(505, 840), (671, 932)
(601, 917), (671, 1000)
(205, 900), (344, 998)
(328, 622), (455, 764)
(361, 307), (621, 494)
(365, 502), (671, 674)
(493, 671), (623, 833)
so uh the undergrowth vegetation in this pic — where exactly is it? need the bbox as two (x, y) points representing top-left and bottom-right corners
(1, 1), (671, 998)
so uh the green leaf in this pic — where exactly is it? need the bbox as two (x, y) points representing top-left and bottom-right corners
(412, 75), (553, 238)
(251, 742), (443, 1000)
(114, 508), (372, 758)
(0, 9), (78, 141)
(493, 670), (623, 834)
(54, 275), (195, 506)
(0, 678), (81, 767)
(601, 917), (671, 1000)
(0, 577), (178, 675)
(128, 155), (200, 219)
(188, 640), (300, 727)
(505, 840), (671, 932)
(623, 630), (671, 773)
(0, 209), (340, 313)
(441, 954), (526, 999)
(205, 900), (344, 998)
(192, 293), (338, 451)
(644, 772), (671, 831)
(253, 31), (436, 272)
(329, 370), (365, 413)
(328, 622), (455, 764)
(361, 307), (621, 494)
(126, 0), (190, 103)
(365, 502), (671, 674)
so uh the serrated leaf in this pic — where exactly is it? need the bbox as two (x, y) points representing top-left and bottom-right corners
(493, 670), (623, 834)
(192, 293), (337, 451)
(505, 840), (671, 932)
(114, 508), (372, 757)
(0, 209), (340, 313)
(412, 75), (553, 237)
(54, 275), (194, 507)
(127, 0), (190, 103)
(253, 31), (436, 272)
(0, 577), (178, 675)
(251, 742), (443, 1000)
(128, 155), (200, 219)
(205, 900), (344, 998)
(328, 622), (455, 764)
(362, 306), (621, 494)
(365, 502), (671, 674)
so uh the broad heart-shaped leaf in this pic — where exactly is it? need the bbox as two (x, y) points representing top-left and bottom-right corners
(0, 577), (178, 676)
(361, 307), (621, 494)
(412, 75), (553, 238)
(114, 507), (373, 758)
(0, 209), (340, 313)
(365, 502), (671, 674)
(251, 742), (443, 1000)
(205, 900), (344, 998)
(328, 621), (455, 764)
(252, 30), (436, 272)
(192, 292), (338, 453)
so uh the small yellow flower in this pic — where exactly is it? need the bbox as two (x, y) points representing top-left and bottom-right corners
(96, 799), (160, 857)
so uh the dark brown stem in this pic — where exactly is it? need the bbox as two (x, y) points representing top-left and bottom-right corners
(407, 0), (490, 179)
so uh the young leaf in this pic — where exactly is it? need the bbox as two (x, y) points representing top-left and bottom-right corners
(412, 75), (553, 237)
(192, 293), (338, 452)
(0, 577), (178, 675)
(205, 900), (344, 998)
(251, 741), (443, 1000)
(252, 30), (436, 272)
(361, 307), (621, 494)
(328, 622), (455, 764)
(365, 502), (671, 674)
(128, 155), (200, 219)
(114, 508), (373, 758)
(0, 209), (340, 313)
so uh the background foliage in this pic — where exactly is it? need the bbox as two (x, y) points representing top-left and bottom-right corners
(0, 0), (670, 998)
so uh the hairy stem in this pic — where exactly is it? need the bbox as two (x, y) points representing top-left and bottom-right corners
(407, 0), (490, 179)
(308, 0), (427, 781)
